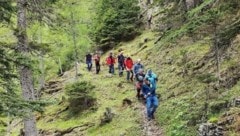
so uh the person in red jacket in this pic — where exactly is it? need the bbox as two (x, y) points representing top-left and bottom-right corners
(106, 52), (115, 74)
(124, 55), (134, 81)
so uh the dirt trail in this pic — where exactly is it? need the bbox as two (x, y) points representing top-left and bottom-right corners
(139, 103), (163, 136)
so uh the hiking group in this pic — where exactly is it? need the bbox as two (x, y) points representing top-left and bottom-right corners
(86, 51), (159, 121)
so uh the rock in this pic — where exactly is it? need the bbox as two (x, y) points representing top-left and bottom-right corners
(122, 98), (132, 106)
(232, 97), (240, 107)
(166, 57), (173, 65)
(100, 107), (114, 126)
(198, 123), (224, 136)
(105, 74), (113, 78)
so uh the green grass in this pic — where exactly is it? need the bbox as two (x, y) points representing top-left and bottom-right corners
(112, 29), (239, 135)
(32, 64), (142, 135)
(100, 31), (211, 135)
(8, 25), (240, 136)
(0, 117), (7, 136)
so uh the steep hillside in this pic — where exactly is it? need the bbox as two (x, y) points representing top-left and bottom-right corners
(136, 0), (240, 135)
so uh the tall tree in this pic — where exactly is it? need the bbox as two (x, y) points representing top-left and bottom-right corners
(70, 8), (79, 78)
(16, 0), (37, 135)
(0, 0), (14, 23)
(92, 0), (141, 51)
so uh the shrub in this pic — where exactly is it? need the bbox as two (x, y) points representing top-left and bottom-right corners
(65, 81), (96, 114)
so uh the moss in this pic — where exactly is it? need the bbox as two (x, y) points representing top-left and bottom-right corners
(208, 117), (219, 124)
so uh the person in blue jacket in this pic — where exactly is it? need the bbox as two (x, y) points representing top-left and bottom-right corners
(145, 69), (158, 90)
(133, 59), (144, 77)
(142, 77), (159, 120)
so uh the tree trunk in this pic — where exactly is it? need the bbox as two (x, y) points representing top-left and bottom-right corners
(216, 42), (220, 86)
(70, 10), (79, 78)
(213, 25), (220, 87)
(203, 86), (209, 122)
(37, 25), (45, 98)
(37, 52), (44, 98)
(6, 111), (11, 136)
(17, 0), (37, 135)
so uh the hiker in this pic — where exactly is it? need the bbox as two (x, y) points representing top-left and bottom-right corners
(106, 52), (115, 74)
(124, 55), (134, 81)
(133, 59), (144, 79)
(145, 69), (158, 90)
(86, 52), (92, 71)
(94, 51), (101, 74)
(135, 68), (145, 99)
(117, 51), (125, 77)
(142, 77), (158, 121)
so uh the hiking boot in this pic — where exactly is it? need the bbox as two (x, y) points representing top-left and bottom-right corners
(136, 94), (139, 99)
(152, 114), (155, 119)
(147, 117), (151, 121)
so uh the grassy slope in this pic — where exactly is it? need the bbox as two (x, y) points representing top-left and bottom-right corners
(8, 30), (240, 136)
(34, 30), (160, 136)
(106, 29), (240, 136)
(37, 68), (142, 136)
(8, 30), (160, 136)
(116, 32), (212, 135)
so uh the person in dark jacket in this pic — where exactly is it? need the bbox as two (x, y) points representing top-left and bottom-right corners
(135, 68), (145, 99)
(117, 51), (125, 77)
(86, 52), (92, 71)
(142, 78), (158, 121)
